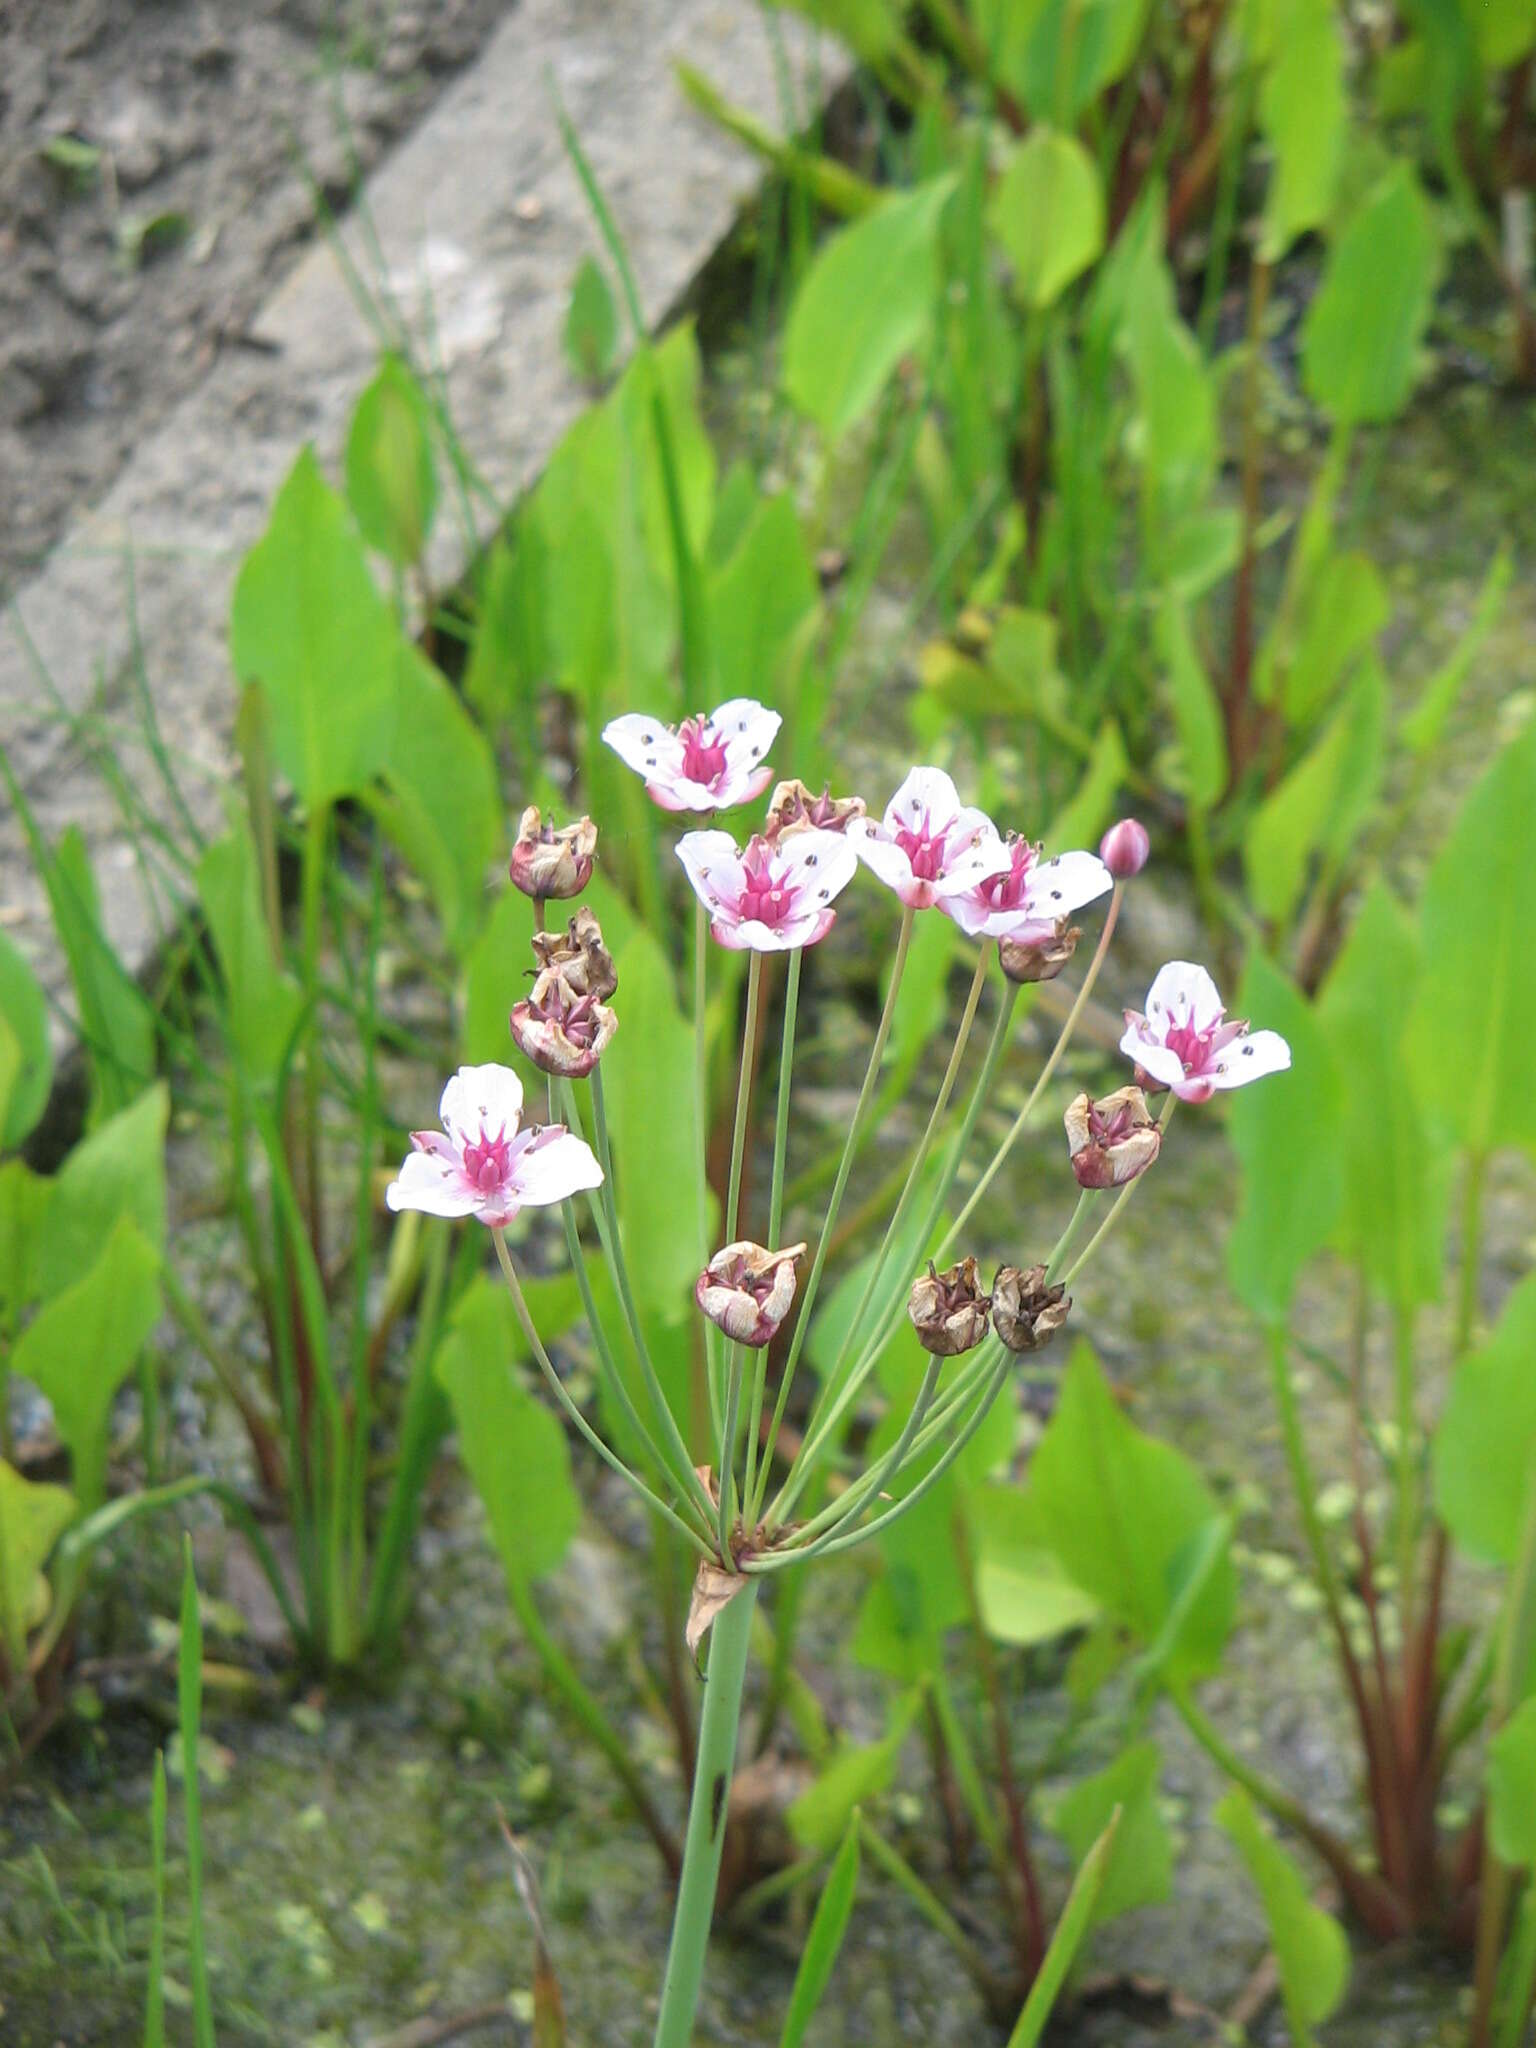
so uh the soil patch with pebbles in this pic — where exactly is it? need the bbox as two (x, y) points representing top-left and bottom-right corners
(0, 0), (515, 598)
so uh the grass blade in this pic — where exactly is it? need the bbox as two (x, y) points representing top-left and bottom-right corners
(1006, 1807), (1122, 2048)
(179, 1536), (217, 2047)
(779, 1816), (861, 2048)
(143, 1749), (167, 2048)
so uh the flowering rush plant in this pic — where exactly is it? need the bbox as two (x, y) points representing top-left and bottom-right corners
(388, 698), (1290, 2048)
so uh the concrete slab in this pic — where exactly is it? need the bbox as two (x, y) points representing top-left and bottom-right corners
(0, 0), (833, 1026)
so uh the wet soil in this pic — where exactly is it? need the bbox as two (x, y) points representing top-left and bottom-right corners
(0, 0), (516, 599)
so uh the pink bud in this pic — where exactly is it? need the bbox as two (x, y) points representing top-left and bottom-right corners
(1099, 817), (1149, 879)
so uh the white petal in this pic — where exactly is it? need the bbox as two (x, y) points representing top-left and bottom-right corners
(1143, 961), (1224, 1031)
(1209, 1028), (1292, 1089)
(386, 1149), (480, 1218)
(676, 830), (744, 912)
(440, 1064), (523, 1148)
(851, 826), (916, 895)
(929, 835), (1014, 894)
(711, 761), (776, 810)
(720, 917), (802, 953)
(941, 805), (1005, 861)
(881, 765), (963, 835)
(941, 887), (993, 937)
(603, 712), (684, 783)
(1024, 850), (1113, 919)
(1121, 1030), (1186, 1094)
(711, 697), (781, 769)
(774, 828), (859, 908)
(651, 775), (727, 812)
(511, 1129), (605, 1205)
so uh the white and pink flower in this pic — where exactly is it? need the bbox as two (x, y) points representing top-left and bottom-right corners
(850, 767), (1011, 910)
(1120, 963), (1291, 1105)
(386, 1064), (602, 1228)
(943, 833), (1111, 941)
(602, 698), (781, 813)
(677, 828), (858, 952)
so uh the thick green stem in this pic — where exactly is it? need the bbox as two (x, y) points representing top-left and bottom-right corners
(651, 1581), (759, 2048)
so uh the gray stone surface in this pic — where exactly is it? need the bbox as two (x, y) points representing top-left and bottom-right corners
(0, 0), (831, 1030)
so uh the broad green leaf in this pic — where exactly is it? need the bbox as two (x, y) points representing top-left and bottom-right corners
(195, 822), (303, 1081)
(1026, 1343), (1235, 1677)
(1400, 546), (1511, 756)
(1406, 719), (1536, 1159)
(345, 353), (437, 565)
(851, 1481), (970, 1679)
(1047, 1740), (1171, 1926)
(230, 446), (399, 805)
(1475, 0), (1536, 66)
(0, 932), (53, 1148)
(1157, 599), (1227, 810)
(1488, 1698), (1536, 1867)
(50, 826), (156, 1120)
(1302, 166), (1440, 424)
(1226, 953), (1342, 1320)
(979, 0), (1149, 121)
(435, 1281), (580, 1586)
(0, 1013), (18, 1158)
(788, 1693), (919, 1852)
(778, 1819), (861, 2048)
(1257, 0), (1345, 259)
(1433, 1274), (1536, 1565)
(1283, 551), (1389, 726)
(970, 1485), (1101, 1646)
(989, 130), (1105, 310)
(1216, 1788), (1349, 2044)
(784, 179), (953, 442)
(1317, 885), (1446, 1309)
(0, 1459), (77, 1666)
(13, 1215), (162, 1511)
(602, 926), (707, 1330)
(563, 254), (620, 384)
(369, 645), (500, 958)
(463, 531), (547, 729)
(1043, 720), (1129, 857)
(1005, 1808), (1121, 2048)
(706, 493), (821, 723)
(1243, 662), (1386, 927)
(0, 1160), (52, 1326)
(32, 1082), (168, 1301)
(767, 0), (901, 61)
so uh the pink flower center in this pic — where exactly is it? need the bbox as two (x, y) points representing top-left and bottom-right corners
(894, 809), (950, 881)
(733, 843), (801, 928)
(975, 837), (1036, 910)
(678, 715), (730, 789)
(1161, 1007), (1244, 1076)
(462, 1125), (513, 1194)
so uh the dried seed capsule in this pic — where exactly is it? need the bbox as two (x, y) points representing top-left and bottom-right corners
(907, 1256), (992, 1357)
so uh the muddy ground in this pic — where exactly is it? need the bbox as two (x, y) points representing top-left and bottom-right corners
(0, 0), (516, 598)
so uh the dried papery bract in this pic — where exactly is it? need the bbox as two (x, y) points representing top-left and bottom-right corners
(510, 966), (618, 1079)
(1064, 1086), (1162, 1189)
(695, 1240), (806, 1347)
(532, 906), (618, 1001)
(508, 805), (598, 901)
(999, 918), (1081, 984)
(763, 777), (866, 841)
(992, 1263), (1071, 1353)
(908, 1256), (993, 1356)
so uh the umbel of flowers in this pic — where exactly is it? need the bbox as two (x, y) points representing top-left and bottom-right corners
(388, 698), (1290, 2048)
